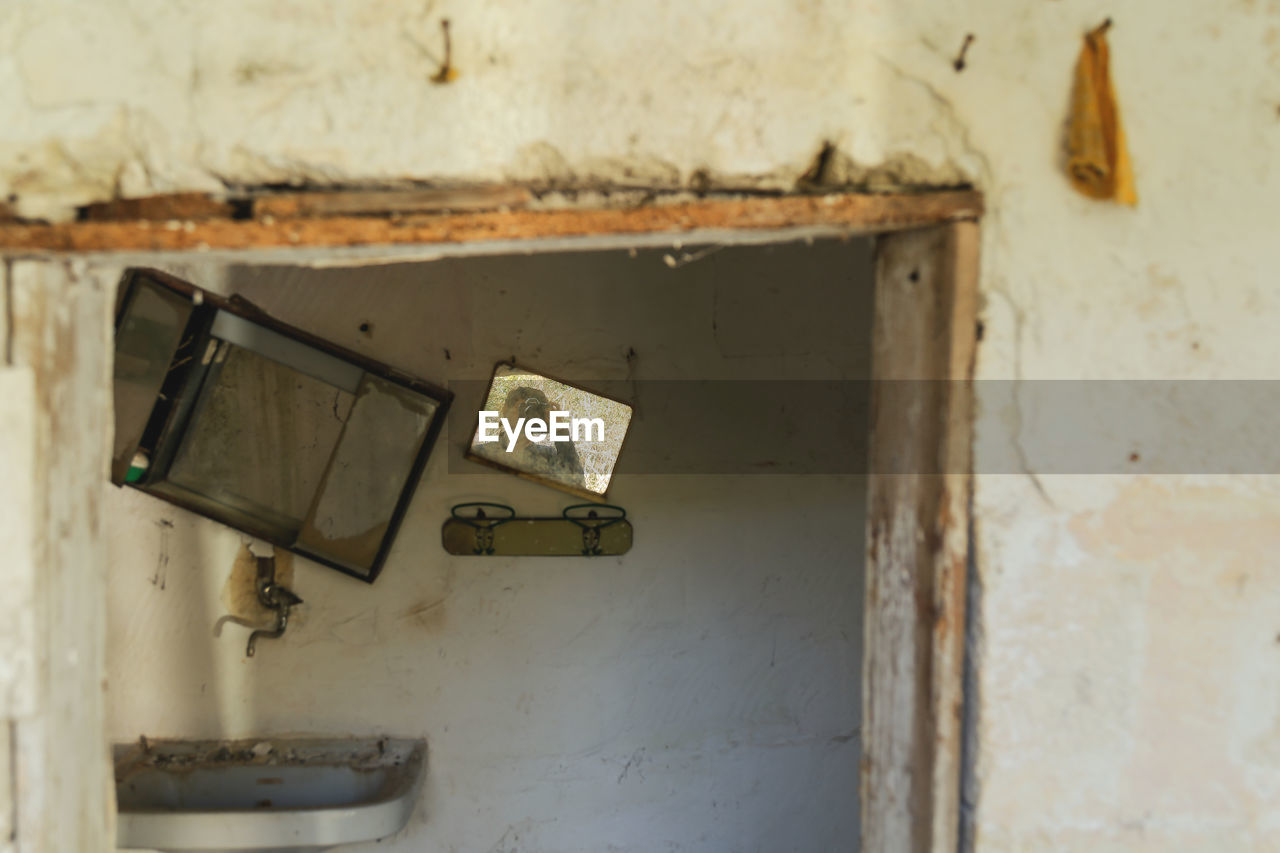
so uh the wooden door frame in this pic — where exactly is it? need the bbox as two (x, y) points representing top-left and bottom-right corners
(863, 222), (980, 853)
(0, 189), (980, 853)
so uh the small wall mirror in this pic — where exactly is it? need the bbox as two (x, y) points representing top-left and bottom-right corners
(466, 362), (632, 499)
(112, 268), (451, 583)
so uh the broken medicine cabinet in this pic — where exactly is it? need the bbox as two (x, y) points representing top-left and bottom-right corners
(111, 268), (452, 583)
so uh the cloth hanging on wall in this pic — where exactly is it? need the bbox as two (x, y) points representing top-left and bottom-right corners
(1066, 19), (1138, 205)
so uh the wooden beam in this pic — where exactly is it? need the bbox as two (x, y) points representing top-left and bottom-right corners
(82, 192), (233, 222)
(252, 186), (533, 219)
(0, 190), (981, 253)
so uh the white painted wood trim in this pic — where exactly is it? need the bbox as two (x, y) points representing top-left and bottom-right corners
(6, 260), (114, 853)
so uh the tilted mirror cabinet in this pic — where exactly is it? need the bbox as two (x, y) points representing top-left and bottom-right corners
(112, 268), (452, 582)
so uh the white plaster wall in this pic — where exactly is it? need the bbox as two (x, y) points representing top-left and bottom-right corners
(103, 240), (873, 852)
(5, 0), (1280, 848)
(0, 0), (983, 220)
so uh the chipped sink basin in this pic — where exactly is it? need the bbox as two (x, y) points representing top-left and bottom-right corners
(114, 737), (426, 853)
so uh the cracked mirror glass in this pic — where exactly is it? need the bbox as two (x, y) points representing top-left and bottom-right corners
(164, 343), (355, 536)
(111, 268), (450, 583)
(297, 375), (439, 577)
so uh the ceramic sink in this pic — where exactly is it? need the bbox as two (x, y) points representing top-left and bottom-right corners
(113, 737), (426, 853)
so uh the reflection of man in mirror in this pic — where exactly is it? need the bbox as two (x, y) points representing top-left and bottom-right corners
(502, 386), (586, 489)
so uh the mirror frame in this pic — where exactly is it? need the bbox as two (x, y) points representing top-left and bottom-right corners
(463, 360), (633, 501)
(112, 267), (453, 583)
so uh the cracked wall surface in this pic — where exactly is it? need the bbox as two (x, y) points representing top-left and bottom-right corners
(4, 0), (1280, 849)
(0, 0), (986, 220)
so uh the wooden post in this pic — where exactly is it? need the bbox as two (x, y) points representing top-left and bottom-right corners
(862, 222), (979, 853)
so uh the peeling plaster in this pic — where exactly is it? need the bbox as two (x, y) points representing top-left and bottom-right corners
(6, 0), (1280, 849)
(0, 1), (985, 220)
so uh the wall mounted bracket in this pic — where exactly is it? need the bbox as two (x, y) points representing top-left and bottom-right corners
(442, 502), (632, 557)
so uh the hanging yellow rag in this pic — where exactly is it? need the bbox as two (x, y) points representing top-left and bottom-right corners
(1066, 19), (1137, 205)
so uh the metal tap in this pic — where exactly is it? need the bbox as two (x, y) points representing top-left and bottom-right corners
(246, 555), (303, 657)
